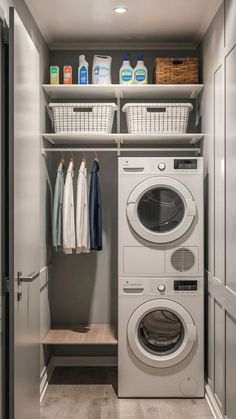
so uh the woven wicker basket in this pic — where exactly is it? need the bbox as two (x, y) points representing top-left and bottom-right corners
(48, 103), (117, 134)
(154, 57), (199, 84)
(123, 103), (193, 134)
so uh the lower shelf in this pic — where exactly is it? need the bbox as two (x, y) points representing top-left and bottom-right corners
(43, 324), (117, 345)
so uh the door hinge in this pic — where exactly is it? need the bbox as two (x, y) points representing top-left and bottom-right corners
(4, 277), (10, 294)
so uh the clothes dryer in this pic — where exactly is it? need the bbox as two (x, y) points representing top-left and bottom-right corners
(118, 157), (203, 278)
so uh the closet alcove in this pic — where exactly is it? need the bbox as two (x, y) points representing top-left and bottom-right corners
(41, 49), (204, 361)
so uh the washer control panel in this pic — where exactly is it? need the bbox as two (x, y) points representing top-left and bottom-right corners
(120, 278), (202, 296)
(119, 157), (203, 175)
(174, 280), (198, 291)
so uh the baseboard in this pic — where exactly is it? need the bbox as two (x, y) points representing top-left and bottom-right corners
(54, 356), (118, 367)
(205, 384), (224, 419)
(40, 356), (55, 402)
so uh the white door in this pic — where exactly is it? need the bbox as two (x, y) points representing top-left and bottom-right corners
(127, 299), (196, 368)
(9, 8), (40, 419)
(0, 13), (5, 419)
(127, 177), (196, 243)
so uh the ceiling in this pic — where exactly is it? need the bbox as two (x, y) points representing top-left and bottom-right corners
(25, 0), (223, 49)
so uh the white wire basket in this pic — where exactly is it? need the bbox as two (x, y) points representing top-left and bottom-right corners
(122, 103), (193, 134)
(48, 103), (118, 134)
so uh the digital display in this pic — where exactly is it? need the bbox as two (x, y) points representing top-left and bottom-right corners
(174, 280), (198, 291)
(174, 159), (198, 170)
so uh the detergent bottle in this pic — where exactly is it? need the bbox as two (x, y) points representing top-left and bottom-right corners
(92, 55), (112, 84)
(78, 55), (89, 84)
(134, 55), (148, 84)
(119, 55), (134, 84)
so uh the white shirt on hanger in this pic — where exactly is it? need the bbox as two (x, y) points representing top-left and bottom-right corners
(76, 160), (90, 253)
(63, 160), (75, 254)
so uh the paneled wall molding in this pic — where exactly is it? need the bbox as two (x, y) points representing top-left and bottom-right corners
(202, 4), (236, 417)
(40, 264), (52, 291)
(206, 384), (225, 419)
(206, 270), (236, 313)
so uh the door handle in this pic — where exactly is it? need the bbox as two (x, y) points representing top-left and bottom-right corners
(17, 271), (40, 285)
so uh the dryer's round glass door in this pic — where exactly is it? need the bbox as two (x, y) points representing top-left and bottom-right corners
(127, 177), (196, 244)
(138, 309), (184, 355)
(137, 187), (185, 233)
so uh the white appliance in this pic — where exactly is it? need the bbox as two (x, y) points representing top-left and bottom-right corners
(118, 157), (203, 278)
(118, 277), (204, 397)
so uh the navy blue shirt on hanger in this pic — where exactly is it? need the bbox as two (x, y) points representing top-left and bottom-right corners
(89, 159), (102, 251)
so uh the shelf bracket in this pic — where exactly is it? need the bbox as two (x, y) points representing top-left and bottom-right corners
(116, 138), (121, 156)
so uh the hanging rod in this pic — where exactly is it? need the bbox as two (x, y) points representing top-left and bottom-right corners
(42, 147), (201, 153)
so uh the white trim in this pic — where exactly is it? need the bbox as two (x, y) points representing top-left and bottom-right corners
(49, 42), (197, 51)
(40, 356), (55, 402)
(40, 266), (49, 290)
(205, 384), (224, 419)
(40, 265), (49, 274)
(54, 356), (118, 367)
(0, 6), (4, 20)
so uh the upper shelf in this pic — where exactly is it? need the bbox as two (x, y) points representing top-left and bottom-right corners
(42, 84), (204, 100)
(42, 133), (204, 145)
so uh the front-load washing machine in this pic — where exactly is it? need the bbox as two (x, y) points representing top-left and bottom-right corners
(118, 157), (203, 278)
(118, 277), (204, 397)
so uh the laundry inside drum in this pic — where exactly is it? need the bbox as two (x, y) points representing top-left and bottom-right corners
(138, 310), (185, 356)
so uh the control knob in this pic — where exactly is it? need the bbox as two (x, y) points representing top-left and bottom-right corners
(158, 284), (165, 292)
(158, 162), (166, 171)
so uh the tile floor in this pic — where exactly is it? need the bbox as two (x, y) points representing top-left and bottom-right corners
(41, 367), (213, 419)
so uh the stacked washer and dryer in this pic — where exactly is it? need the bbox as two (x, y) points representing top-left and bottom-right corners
(118, 157), (204, 398)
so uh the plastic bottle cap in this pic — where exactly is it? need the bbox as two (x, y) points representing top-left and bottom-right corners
(137, 55), (143, 61)
(123, 55), (130, 61)
(79, 55), (85, 62)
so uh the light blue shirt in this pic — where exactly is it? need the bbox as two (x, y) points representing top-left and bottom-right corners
(52, 162), (64, 248)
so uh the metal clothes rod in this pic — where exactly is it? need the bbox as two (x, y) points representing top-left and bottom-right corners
(42, 148), (201, 153)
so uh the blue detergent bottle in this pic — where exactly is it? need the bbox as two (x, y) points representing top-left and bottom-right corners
(78, 55), (89, 84)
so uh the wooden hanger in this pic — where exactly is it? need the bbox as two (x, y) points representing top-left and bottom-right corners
(94, 150), (99, 163)
(69, 151), (75, 168)
(60, 152), (65, 169)
(82, 151), (86, 165)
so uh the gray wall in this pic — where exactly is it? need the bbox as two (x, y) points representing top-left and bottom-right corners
(201, 2), (236, 418)
(0, 0), (51, 381)
(50, 49), (200, 85)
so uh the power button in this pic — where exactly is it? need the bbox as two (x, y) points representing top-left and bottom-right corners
(158, 163), (166, 171)
(158, 284), (165, 292)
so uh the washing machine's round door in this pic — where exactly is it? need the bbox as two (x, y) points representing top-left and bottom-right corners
(127, 299), (196, 368)
(127, 177), (196, 243)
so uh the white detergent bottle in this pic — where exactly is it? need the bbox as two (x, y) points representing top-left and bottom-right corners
(134, 55), (148, 84)
(119, 55), (134, 84)
(78, 55), (89, 84)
